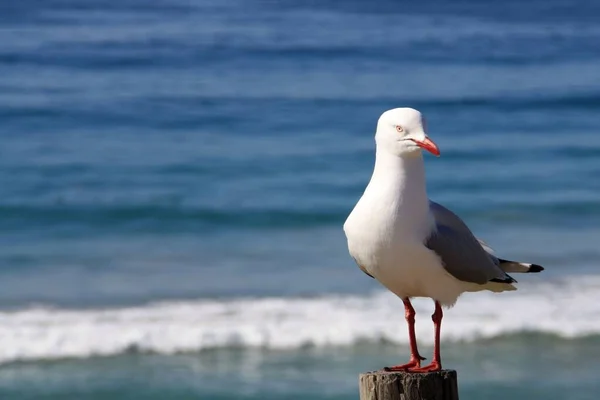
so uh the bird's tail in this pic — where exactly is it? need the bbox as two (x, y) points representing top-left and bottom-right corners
(498, 259), (544, 273)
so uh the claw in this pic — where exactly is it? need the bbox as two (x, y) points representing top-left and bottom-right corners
(407, 361), (442, 373)
(384, 355), (425, 371)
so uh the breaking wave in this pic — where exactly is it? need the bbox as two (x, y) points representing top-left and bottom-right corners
(0, 276), (598, 364)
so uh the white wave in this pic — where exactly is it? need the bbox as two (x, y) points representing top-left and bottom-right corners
(0, 276), (599, 364)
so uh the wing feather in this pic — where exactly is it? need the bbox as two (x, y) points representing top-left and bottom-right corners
(426, 201), (514, 285)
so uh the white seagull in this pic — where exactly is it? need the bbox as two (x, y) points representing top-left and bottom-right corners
(343, 107), (544, 372)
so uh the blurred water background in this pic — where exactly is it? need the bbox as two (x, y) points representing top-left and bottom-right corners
(1, 0), (600, 399)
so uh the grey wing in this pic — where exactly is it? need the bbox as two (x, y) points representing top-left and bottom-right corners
(426, 201), (514, 285)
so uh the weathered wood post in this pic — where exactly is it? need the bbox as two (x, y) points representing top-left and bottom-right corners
(359, 370), (459, 400)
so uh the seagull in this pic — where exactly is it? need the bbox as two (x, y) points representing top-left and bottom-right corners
(343, 107), (544, 372)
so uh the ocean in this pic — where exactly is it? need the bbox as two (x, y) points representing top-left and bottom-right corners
(1, 0), (600, 398)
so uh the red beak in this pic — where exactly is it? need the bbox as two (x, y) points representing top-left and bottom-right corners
(412, 137), (440, 156)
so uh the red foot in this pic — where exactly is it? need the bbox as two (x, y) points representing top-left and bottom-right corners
(408, 361), (442, 373)
(384, 355), (426, 371)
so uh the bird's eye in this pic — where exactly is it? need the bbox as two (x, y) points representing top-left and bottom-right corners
(395, 125), (404, 133)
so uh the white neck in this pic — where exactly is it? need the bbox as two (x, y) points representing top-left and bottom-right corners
(365, 149), (430, 232)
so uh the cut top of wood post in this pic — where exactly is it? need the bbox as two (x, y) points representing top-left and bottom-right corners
(359, 369), (459, 400)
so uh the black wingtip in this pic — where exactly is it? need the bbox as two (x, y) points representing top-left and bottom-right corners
(528, 264), (544, 273)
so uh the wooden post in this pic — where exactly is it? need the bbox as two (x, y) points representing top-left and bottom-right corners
(359, 370), (459, 400)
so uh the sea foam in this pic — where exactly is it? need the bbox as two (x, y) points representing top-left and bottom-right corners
(0, 276), (598, 364)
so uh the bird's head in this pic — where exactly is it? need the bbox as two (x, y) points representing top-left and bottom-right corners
(375, 107), (440, 158)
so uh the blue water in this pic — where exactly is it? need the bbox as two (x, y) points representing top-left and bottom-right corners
(2, 0), (600, 399)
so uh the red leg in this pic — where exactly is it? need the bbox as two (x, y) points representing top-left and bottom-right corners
(410, 301), (443, 372)
(385, 298), (426, 371)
